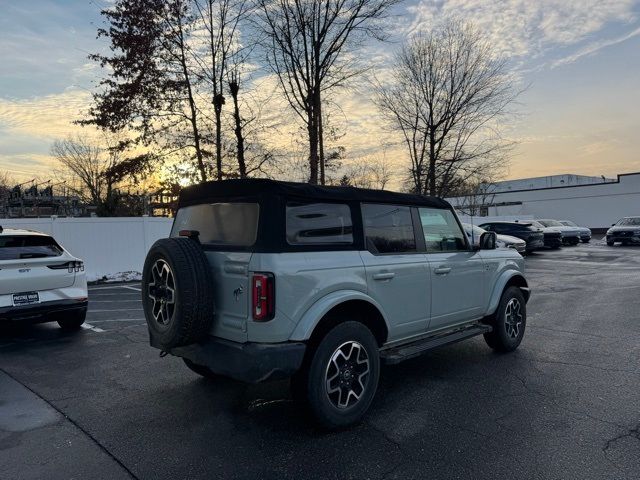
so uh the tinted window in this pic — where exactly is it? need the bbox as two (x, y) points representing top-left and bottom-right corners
(362, 204), (416, 254)
(0, 235), (63, 260)
(616, 217), (640, 226)
(171, 203), (259, 246)
(286, 203), (353, 245)
(419, 208), (467, 252)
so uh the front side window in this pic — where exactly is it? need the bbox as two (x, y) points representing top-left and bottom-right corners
(362, 204), (416, 254)
(171, 203), (260, 246)
(419, 208), (467, 252)
(286, 202), (353, 245)
(0, 235), (63, 260)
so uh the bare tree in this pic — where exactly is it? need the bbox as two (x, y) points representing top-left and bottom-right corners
(374, 20), (519, 197)
(51, 135), (153, 216)
(337, 154), (395, 189)
(255, 0), (398, 185)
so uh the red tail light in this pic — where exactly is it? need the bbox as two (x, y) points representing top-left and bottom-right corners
(252, 273), (275, 321)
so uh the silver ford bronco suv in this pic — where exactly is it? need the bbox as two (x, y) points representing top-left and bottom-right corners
(142, 179), (530, 428)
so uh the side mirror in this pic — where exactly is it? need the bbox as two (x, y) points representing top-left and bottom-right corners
(479, 231), (496, 250)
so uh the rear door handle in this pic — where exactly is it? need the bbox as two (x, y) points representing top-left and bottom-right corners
(434, 266), (452, 275)
(373, 272), (395, 281)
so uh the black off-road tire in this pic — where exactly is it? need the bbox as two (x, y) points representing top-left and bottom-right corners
(484, 286), (526, 353)
(295, 321), (380, 430)
(142, 237), (215, 349)
(183, 358), (221, 380)
(57, 308), (86, 330)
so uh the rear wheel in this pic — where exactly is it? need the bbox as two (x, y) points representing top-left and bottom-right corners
(57, 309), (86, 330)
(183, 358), (221, 380)
(484, 287), (526, 353)
(294, 321), (380, 429)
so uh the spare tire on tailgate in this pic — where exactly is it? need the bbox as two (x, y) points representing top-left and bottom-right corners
(142, 237), (215, 349)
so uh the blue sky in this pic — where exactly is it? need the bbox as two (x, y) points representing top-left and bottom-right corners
(1, 0), (639, 183)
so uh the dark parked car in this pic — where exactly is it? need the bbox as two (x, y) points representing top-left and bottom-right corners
(529, 220), (563, 249)
(606, 217), (640, 246)
(479, 221), (545, 253)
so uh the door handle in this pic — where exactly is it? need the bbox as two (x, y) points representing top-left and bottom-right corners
(434, 266), (452, 275)
(373, 272), (395, 281)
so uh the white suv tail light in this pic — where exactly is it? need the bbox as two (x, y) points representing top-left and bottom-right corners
(48, 260), (84, 273)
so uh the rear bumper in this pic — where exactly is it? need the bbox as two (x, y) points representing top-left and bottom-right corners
(0, 299), (88, 322)
(168, 337), (306, 383)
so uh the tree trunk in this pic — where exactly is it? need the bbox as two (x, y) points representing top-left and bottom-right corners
(428, 131), (436, 196)
(307, 107), (319, 184)
(317, 90), (325, 185)
(213, 94), (224, 181)
(229, 80), (246, 178)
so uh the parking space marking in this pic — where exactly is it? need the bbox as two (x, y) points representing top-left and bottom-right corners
(88, 308), (144, 313)
(531, 258), (635, 268)
(89, 318), (145, 323)
(81, 323), (106, 333)
(120, 285), (142, 292)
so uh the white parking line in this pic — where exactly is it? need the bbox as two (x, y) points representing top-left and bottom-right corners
(89, 318), (146, 323)
(120, 285), (142, 292)
(88, 308), (144, 313)
(81, 323), (106, 333)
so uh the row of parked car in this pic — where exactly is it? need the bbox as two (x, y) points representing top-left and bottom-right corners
(463, 219), (592, 255)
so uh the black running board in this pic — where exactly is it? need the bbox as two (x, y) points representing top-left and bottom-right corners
(380, 323), (492, 365)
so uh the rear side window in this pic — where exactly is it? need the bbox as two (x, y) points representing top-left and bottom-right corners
(286, 203), (353, 245)
(362, 204), (416, 254)
(419, 208), (467, 252)
(0, 235), (63, 260)
(171, 203), (259, 246)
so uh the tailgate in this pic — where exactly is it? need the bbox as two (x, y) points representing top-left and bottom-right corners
(0, 258), (76, 295)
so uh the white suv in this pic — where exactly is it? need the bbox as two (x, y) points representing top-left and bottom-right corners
(0, 227), (87, 329)
(142, 179), (530, 428)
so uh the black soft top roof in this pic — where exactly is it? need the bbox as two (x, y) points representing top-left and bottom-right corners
(178, 178), (450, 209)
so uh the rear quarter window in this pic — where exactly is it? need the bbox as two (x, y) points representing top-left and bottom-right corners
(171, 203), (260, 246)
(0, 235), (63, 260)
(286, 202), (353, 245)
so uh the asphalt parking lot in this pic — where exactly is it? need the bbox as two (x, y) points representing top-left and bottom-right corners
(1, 239), (639, 480)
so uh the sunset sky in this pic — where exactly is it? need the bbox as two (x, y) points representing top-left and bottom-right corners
(1, 0), (639, 185)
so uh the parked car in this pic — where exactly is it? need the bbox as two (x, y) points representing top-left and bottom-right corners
(528, 220), (563, 249)
(558, 220), (591, 243)
(606, 217), (640, 246)
(536, 219), (581, 245)
(462, 223), (526, 255)
(478, 221), (545, 253)
(141, 179), (530, 428)
(0, 226), (87, 329)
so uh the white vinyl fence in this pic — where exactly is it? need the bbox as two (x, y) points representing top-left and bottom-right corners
(1, 217), (173, 282)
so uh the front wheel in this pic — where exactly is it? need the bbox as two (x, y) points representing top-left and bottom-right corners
(294, 321), (380, 429)
(484, 287), (526, 353)
(606, 240), (614, 246)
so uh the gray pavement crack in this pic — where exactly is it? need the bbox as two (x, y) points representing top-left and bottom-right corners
(603, 423), (640, 452)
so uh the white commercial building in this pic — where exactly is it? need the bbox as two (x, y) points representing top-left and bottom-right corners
(448, 172), (640, 230)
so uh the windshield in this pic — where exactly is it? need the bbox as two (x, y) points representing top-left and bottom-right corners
(616, 217), (640, 226)
(538, 219), (563, 227)
(530, 221), (545, 229)
(560, 221), (577, 227)
(0, 235), (63, 260)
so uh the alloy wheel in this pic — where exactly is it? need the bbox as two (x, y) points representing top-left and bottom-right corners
(504, 298), (523, 339)
(325, 341), (370, 409)
(147, 259), (176, 327)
